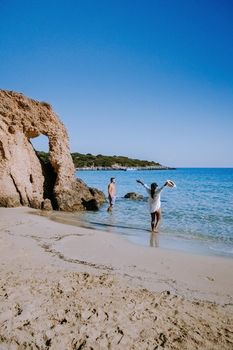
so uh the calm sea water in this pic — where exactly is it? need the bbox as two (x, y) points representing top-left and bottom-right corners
(59, 168), (233, 257)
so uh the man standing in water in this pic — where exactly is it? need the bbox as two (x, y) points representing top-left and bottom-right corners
(107, 177), (116, 212)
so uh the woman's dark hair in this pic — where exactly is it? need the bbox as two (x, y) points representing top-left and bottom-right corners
(150, 183), (158, 198)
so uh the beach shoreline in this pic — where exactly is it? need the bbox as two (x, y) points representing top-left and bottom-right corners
(0, 207), (233, 349)
(47, 208), (233, 259)
(76, 168), (233, 260)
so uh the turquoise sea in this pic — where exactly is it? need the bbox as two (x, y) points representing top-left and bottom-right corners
(64, 168), (233, 257)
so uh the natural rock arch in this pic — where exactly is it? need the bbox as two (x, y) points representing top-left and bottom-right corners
(0, 90), (105, 211)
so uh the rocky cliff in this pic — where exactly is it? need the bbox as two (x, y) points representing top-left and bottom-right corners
(0, 90), (105, 211)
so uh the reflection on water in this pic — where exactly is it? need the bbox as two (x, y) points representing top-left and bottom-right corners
(106, 210), (117, 233)
(150, 232), (159, 248)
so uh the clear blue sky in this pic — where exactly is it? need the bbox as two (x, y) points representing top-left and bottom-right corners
(1, 0), (233, 167)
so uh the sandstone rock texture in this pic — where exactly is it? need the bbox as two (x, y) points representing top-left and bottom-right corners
(0, 90), (105, 211)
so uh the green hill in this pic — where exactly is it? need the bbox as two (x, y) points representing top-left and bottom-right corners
(35, 151), (168, 169)
(71, 152), (161, 168)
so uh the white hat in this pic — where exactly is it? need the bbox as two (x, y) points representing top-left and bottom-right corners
(167, 180), (176, 188)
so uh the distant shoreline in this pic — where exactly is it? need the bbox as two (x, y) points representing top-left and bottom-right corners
(76, 166), (176, 171)
(36, 151), (176, 171)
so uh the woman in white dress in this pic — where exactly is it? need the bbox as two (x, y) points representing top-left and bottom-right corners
(136, 179), (169, 232)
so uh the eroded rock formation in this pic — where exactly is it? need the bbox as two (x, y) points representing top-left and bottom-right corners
(124, 192), (143, 200)
(0, 90), (105, 211)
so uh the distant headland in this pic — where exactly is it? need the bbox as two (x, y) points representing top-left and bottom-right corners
(37, 152), (175, 171)
(73, 153), (175, 170)
(37, 151), (175, 171)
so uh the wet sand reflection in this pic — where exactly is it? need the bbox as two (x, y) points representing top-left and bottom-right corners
(150, 232), (159, 247)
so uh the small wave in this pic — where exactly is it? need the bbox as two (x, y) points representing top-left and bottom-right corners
(209, 245), (233, 257)
(84, 220), (149, 233)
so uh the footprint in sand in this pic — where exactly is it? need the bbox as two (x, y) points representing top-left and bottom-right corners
(206, 276), (215, 282)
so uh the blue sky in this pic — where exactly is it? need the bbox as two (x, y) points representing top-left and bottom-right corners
(1, 0), (233, 167)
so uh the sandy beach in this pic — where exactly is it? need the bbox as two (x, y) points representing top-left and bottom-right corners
(0, 207), (233, 349)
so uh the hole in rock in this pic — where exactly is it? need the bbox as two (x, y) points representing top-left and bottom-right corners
(31, 134), (49, 153)
(30, 135), (58, 209)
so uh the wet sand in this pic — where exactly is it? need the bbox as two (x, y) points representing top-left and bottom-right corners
(0, 207), (233, 349)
